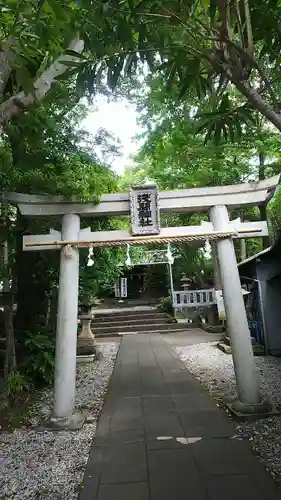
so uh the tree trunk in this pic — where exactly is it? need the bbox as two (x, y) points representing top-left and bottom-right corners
(2, 238), (16, 394)
(1, 196), (16, 394)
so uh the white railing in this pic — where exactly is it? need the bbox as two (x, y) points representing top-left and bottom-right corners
(172, 289), (215, 309)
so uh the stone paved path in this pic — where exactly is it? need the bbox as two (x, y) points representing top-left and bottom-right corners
(79, 334), (281, 500)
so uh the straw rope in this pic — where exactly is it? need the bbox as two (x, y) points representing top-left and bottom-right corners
(24, 229), (244, 249)
(79, 231), (236, 248)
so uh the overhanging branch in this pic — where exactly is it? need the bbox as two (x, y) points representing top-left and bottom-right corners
(0, 37), (84, 127)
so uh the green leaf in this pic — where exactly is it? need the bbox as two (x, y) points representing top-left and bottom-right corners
(15, 66), (34, 94)
(166, 61), (177, 90)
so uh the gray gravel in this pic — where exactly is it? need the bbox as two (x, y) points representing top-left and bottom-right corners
(175, 342), (281, 483)
(0, 342), (119, 500)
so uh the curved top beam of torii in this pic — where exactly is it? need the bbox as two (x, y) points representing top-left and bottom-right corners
(4, 175), (280, 218)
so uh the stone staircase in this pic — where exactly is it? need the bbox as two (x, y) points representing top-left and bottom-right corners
(91, 308), (189, 337)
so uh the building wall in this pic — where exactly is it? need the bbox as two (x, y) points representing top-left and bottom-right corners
(239, 252), (281, 354)
(256, 255), (281, 354)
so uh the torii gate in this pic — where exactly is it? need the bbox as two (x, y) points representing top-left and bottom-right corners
(6, 176), (279, 428)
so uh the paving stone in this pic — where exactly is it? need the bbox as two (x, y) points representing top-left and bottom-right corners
(110, 398), (143, 429)
(173, 394), (210, 411)
(95, 428), (145, 447)
(110, 386), (142, 397)
(79, 447), (104, 500)
(206, 474), (266, 500)
(192, 438), (253, 476)
(244, 457), (281, 499)
(147, 436), (190, 450)
(112, 396), (142, 415)
(97, 482), (150, 500)
(148, 448), (208, 500)
(100, 442), (147, 484)
(200, 392), (220, 410)
(95, 415), (111, 438)
(110, 415), (144, 432)
(141, 382), (171, 396)
(142, 396), (175, 415)
(179, 409), (234, 438)
(144, 413), (184, 438)
(169, 380), (197, 394)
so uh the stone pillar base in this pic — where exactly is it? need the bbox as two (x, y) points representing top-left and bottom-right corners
(77, 338), (97, 356)
(226, 399), (279, 420)
(43, 412), (86, 431)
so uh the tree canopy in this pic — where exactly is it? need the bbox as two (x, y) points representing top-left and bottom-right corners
(2, 0), (281, 136)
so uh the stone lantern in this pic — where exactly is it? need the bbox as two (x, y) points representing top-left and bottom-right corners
(77, 312), (96, 362)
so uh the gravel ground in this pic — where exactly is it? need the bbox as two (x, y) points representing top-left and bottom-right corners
(175, 342), (281, 484)
(0, 342), (119, 500)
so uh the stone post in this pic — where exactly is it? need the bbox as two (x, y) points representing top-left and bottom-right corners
(168, 262), (174, 295)
(51, 213), (84, 429)
(209, 205), (270, 414)
(240, 238), (247, 261)
(207, 242), (222, 326)
(211, 242), (222, 290)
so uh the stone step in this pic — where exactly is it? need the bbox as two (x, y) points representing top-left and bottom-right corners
(92, 316), (171, 328)
(217, 342), (265, 356)
(93, 309), (159, 320)
(95, 328), (191, 337)
(224, 335), (258, 346)
(93, 322), (185, 335)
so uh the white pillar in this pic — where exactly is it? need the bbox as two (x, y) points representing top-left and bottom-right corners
(209, 205), (261, 406)
(53, 214), (80, 419)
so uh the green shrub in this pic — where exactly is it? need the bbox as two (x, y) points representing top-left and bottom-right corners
(22, 333), (55, 386)
(7, 371), (32, 395)
(158, 296), (173, 316)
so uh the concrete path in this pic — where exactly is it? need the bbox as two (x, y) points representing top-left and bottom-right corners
(79, 334), (281, 500)
(163, 328), (222, 346)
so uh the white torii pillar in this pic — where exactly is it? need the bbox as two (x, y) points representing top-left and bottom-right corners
(209, 205), (271, 415)
(50, 214), (84, 429)
(23, 216), (91, 429)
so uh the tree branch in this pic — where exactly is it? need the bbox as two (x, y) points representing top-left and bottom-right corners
(227, 76), (281, 131)
(206, 51), (281, 131)
(243, 0), (253, 56)
(0, 39), (14, 97)
(224, 38), (279, 109)
(0, 37), (84, 128)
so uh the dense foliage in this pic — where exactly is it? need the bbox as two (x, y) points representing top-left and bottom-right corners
(2, 0), (281, 135)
